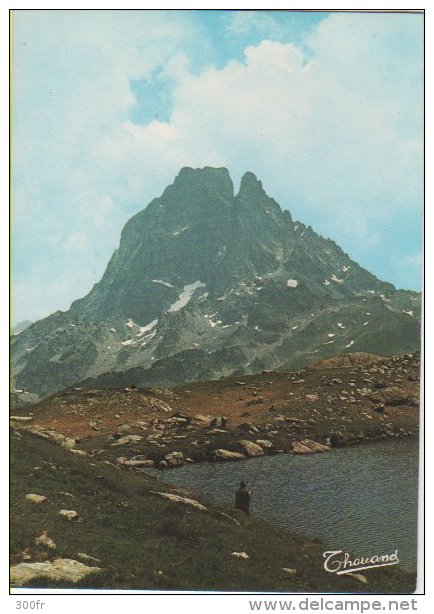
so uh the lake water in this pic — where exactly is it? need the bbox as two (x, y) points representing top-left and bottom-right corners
(152, 438), (420, 571)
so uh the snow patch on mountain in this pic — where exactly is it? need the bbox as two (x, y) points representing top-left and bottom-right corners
(331, 274), (344, 284)
(151, 279), (174, 289)
(168, 281), (206, 312)
(172, 226), (189, 237)
(137, 320), (158, 337)
(287, 279), (299, 288)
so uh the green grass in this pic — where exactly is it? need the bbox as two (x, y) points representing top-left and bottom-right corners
(11, 430), (416, 592)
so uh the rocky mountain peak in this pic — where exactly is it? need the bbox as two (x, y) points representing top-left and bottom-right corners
(238, 171), (265, 196)
(12, 166), (421, 401)
(171, 166), (234, 201)
(236, 170), (285, 223)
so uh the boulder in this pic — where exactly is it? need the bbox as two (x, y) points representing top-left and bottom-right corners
(234, 440), (264, 457)
(370, 387), (414, 407)
(34, 532), (56, 549)
(282, 567), (297, 574)
(306, 394), (319, 402)
(116, 456), (154, 468)
(10, 416), (33, 422)
(193, 414), (214, 425)
(292, 439), (330, 454)
(210, 416), (227, 428)
(58, 509), (79, 521)
(169, 416), (189, 424)
(11, 558), (102, 587)
(45, 430), (76, 449)
(69, 449), (88, 457)
(164, 451), (184, 467)
(238, 422), (259, 433)
(117, 423), (132, 432)
(231, 551), (249, 560)
(256, 439), (274, 448)
(25, 494), (47, 504)
(211, 449), (246, 461)
(150, 491), (207, 511)
(111, 434), (143, 446)
(77, 552), (101, 564)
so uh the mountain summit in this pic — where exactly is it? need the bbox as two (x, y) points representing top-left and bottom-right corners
(12, 167), (421, 402)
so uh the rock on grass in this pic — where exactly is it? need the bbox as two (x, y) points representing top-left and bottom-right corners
(35, 531), (56, 549)
(150, 491), (207, 511)
(11, 558), (102, 587)
(231, 551), (250, 560)
(58, 509), (79, 521)
(25, 494), (47, 504)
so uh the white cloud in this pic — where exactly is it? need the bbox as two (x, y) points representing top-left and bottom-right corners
(224, 11), (284, 39)
(65, 231), (88, 253)
(115, 13), (422, 266)
(12, 11), (423, 322)
(120, 16), (422, 225)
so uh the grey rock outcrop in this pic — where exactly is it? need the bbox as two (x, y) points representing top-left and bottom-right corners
(234, 440), (264, 457)
(11, 558), (101, 586)
(211, 449), (246, 461)
(150, 491), (207, 511)
(292, 439), (330, 454)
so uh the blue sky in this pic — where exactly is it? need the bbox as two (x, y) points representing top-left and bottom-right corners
(12, 10), (423, 324)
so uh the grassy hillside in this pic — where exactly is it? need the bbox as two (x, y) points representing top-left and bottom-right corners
(11, 429), (416, 592)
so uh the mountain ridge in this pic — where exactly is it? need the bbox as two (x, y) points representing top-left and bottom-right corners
(12, 166), (421, 403)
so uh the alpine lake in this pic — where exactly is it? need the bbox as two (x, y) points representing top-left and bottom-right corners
(149, 437), (419, 572)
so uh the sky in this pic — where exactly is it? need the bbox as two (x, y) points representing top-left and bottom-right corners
(11, 9), (424, 324)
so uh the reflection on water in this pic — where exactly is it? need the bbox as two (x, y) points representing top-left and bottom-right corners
(151, 438), (419, 571)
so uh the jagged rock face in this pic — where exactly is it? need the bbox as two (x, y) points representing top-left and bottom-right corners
(11, 167), (421, 401)
(69, 167), (295, 323)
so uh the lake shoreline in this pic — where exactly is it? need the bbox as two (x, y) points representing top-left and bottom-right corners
(11, 428), (418, 591)
(146, 437), (420, 574)
(11, 351), (420, 473)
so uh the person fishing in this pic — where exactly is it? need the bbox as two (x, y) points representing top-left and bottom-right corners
(235, 455), (266, 515)
(235, 480), (251, 515)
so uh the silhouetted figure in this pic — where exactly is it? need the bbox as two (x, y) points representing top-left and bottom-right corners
(235, 480), (251, 515)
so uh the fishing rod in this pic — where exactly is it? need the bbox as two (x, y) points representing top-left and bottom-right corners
(250, 454), (266, 494)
